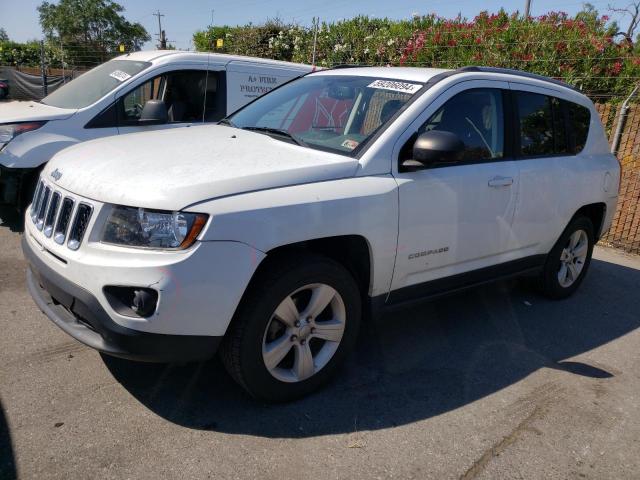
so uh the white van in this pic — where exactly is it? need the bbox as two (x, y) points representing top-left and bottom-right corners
(0, 51), (312, 211)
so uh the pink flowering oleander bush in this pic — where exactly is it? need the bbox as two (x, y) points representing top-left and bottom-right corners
(192, 9), (640, 101)
(398, 10), (636, 98)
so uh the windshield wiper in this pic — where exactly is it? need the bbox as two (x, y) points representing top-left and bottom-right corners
(242, 126), (308, 147)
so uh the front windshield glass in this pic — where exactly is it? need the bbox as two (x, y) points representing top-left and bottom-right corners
(41, 59), (151, 109)
(228, 75), (424, 156)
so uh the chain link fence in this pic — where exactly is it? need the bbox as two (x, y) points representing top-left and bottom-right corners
(597, 103), (640, 254)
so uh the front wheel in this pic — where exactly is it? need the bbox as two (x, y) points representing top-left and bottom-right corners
(220, 253), (362, 402)
(539, 216), (594, 299)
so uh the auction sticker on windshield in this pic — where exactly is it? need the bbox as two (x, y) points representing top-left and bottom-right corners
(367, 79), (422, 94)
(109, 70), (132, 82)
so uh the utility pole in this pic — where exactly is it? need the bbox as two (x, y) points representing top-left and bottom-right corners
(153, 10), (167, 49)
(524, 0), (531, 18)
(311, 17), (319, 66)
(40, 40), (48, 97)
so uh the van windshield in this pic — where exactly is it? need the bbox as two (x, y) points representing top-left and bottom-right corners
(226, 75), (424, 156)
(41, 59), (151, 109)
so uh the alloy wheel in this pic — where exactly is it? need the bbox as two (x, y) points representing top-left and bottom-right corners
(557, 229), (589, 288)
(262, 283), (346, 383)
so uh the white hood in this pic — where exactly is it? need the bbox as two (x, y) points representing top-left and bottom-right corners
(0, 101), (76, 123)
(44, 125), (360, 210)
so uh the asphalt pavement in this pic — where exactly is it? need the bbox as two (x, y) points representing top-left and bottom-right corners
(1, 212), (639, 479)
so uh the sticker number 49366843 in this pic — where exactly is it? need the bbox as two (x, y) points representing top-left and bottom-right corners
(367, 79), (422, 94)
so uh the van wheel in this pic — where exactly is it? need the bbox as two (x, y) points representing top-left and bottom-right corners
(539, 216), (594, 299)
(220, 253), (361, 402)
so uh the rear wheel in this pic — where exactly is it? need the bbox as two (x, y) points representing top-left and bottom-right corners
(220, 253), (361, 402)
(539, 216), (594, 299)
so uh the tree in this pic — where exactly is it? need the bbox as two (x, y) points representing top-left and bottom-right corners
(608, 1), (640, 43)
(0, 28), (9, 42)
(38, 0), (150, 66)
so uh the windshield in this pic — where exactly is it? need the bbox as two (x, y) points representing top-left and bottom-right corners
(227, 75), (424, 156)
(41, 59), (151, 109)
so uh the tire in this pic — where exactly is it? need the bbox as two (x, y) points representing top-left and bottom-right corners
(539, 216), (594, 299)
(220, 253), (362, 402)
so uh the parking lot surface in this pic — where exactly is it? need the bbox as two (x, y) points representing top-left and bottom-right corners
(1, 217), (639, 480)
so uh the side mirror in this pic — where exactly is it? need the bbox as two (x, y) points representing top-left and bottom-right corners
(401, 130), (465, 171)
(138, 100), (168, 125)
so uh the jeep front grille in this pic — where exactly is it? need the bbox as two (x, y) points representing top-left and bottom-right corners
(67, 203), (93, 251)
(31, 177), (94, 251)
(35, 186), (50, 231)
(30, 180), (44, 221)
(43, 192), (61, 238)
(54, 197), (74, 245)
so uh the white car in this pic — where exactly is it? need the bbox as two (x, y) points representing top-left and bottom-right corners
(23, 66), (620, 401)
(0, 50), (312, 211)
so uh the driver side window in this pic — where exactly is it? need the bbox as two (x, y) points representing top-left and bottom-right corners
(121, 76), (164, 123)
(405, 88), (505, 163)
(118, 70), (207, 126)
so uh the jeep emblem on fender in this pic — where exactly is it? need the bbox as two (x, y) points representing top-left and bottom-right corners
(51, 169), (62, 181)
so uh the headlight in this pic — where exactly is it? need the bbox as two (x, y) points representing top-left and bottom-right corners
(0, 121), (47, 146)
(101, 206), (208, 250)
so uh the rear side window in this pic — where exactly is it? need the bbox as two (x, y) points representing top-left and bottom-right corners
(516, 91), (590, 157)
(516, 92), (554, 156)
(567, 102), (591, 154)
(551, 97), (569, 154)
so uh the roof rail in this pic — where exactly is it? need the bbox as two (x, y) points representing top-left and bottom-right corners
(327, 64), (366, 70)
(456, 66), (579, 92)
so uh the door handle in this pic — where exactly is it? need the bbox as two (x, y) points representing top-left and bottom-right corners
(488, 176), (514, 188)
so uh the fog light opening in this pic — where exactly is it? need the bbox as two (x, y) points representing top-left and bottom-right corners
(132, 289), (156, 317)
(104, 286), (158, 318)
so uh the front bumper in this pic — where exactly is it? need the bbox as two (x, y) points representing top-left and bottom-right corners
(23, 235), (222, 362)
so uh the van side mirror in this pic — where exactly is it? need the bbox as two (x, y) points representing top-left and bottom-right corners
(139, 100), (168, 125)
(401, 131), (465, 171)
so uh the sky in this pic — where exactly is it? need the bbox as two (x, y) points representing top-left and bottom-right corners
(1, 0), (631, 50)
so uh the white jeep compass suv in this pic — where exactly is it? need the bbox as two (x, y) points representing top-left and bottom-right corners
(22, 66), (620, 401)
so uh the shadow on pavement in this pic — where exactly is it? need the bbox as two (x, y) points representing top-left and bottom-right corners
(0, 398), (17, 480)
(103, 257), (640, 438)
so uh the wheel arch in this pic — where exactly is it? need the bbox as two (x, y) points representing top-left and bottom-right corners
(571, 202), (607, 240)
(261, 235), (373, 298)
